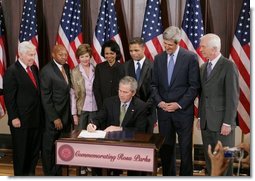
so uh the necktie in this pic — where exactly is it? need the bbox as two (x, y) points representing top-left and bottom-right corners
(207, 62), (212, 79)
(135, 62), (141, 81)
(119, 103), (127, 126)
(167, 54), (174, 85)
(26, 67), (37, 88)
(61, 66), (69, 84)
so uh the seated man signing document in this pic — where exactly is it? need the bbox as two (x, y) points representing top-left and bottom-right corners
(87, 76), (147, 133)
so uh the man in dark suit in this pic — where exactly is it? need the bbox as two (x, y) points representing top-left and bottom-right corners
(124, 37), (156, 133)
(3, 41), (42, 176)
(88, 76), (147, 176)
(40, 44), (72, 176)
(88, 75), (147, 133)
(151, 26), (200, 176)
(198, 33), (239, 176)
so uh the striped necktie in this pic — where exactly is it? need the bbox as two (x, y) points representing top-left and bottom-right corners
(119, 103), (127, 126)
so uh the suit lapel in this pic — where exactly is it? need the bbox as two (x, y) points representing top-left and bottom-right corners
(138, 59), (149, 89)
(201, 64), (207, 83)
(206, 57), (224, 82)
(122, 99), (135, 127)
(161, 52), (169, 87)
(128, 61), (136, 77)
(31, 65), (39, 89)
(51, 61), (69, 85)
(16, 61), (38, 89)
(169, 48), (183, 87)
(113, 98), (121, 124)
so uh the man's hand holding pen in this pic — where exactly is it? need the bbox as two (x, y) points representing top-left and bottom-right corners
(87, 120), (97, 132)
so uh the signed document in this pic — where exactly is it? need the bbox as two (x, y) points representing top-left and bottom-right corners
(78, 130), (107, 139)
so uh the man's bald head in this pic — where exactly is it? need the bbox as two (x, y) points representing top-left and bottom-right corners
(52, 44), (68, 65)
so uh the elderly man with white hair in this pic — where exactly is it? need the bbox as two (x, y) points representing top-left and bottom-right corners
(3, 41), (42, 176)
(197, 33), (239, 176)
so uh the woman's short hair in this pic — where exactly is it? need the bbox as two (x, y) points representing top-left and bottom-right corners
(76, 44), (92, 58)
(101, 40), (121, 60)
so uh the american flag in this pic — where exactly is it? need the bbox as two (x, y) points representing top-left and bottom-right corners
(18, 0), (39, 67)
(179, 0), (205, 65)
(56, 0), (83, 69)
(141, 0), (164, 61)
(179, 0), (205, 117)
(0, 2), (7, 118)
(229, 0), (250, 134)
(92, 0), (125, 64)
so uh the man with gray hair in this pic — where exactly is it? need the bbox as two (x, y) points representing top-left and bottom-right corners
(197, 33), (239, 176)
(151, 26), (200, 176)
(3, 41), (42, 175)
(87, 76), (147, 133)
(87, 76), (147, 176)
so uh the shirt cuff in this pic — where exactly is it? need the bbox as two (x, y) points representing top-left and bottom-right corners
(223, 123), (231, 127)
(177, 103), (182, 109)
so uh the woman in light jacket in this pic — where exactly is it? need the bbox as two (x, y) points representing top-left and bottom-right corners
(70, 44), (97, 129)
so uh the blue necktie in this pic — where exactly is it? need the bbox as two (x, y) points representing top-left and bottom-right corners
(167, 54), (174, 85)
(136, 62), (141, 81)
(207, 62), (212, 79)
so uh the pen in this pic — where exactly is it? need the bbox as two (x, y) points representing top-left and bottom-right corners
(89, 119), (95, 129)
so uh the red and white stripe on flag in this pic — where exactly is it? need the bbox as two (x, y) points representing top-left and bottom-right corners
(92, 0), (125, 65)
(0, 1), (7, 117)
(229, 0), (250, 134)
(179, 0), (205, 117)
(141, 0), (164, 61)
(56, 0), (83, 69)
(18, 0), (39, 67)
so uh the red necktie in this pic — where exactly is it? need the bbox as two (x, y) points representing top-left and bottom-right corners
(26, 67), (37, 88)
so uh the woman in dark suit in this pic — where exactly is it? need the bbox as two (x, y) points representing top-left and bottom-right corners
(93, 40), (125, 110)
(3, 41), (42, 176)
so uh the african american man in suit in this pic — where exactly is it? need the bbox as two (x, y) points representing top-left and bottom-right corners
(124, 37), (156, 133)
(40, 44), (72, 176)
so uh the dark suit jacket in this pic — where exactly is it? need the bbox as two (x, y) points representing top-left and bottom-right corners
(40, 61), (72, 131)
(3, 61), (42, 128)
(124, 58), (153, 103)
(124, 58), (156, 132)
(199, 56), (239, 131)
(93, 61), (125, 109)
(152, 47), (200, 144)
(93, 96), (147, 132)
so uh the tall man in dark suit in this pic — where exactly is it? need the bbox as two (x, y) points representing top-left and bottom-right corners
(40, 44), (72, 176)
(198, 34), (239, 176)
(151, 26), (200, 176)
(3, 41), (42, 176)
(124, 37), (156, 133)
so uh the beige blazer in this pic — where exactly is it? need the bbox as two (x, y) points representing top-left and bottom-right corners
(71, 66), (86, 115)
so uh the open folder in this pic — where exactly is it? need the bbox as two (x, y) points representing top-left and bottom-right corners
(78, 130), (107, 139)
